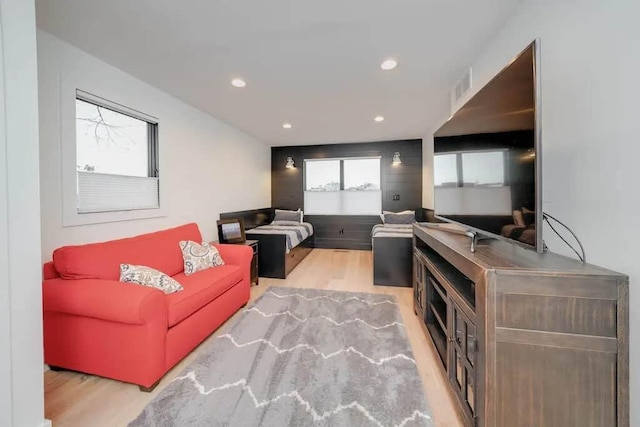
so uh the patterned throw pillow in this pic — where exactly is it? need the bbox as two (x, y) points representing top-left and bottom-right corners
(274, 209), (302, 223)
(179, 241), (224, 276)
(119, 264), (183, 294)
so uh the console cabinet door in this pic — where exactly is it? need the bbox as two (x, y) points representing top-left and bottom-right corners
(450, 302), (477, 420)
(413, 255), (427, 315)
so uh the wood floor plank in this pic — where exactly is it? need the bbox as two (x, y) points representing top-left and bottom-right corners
(44, 249), (463, 426)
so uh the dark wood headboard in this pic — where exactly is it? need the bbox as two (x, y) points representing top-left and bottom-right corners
(219, 208), (275, 230)
(220, 207), (436, 236)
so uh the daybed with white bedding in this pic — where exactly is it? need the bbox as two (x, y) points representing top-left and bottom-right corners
(372, 211), (416, 287)
(246, 222), (313, 253)
(246, 221), (314, 279)
(215, 208), (312, 279)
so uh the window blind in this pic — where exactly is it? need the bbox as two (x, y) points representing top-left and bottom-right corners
(304, 190), (382, 215)
(77, 172), (160, 213)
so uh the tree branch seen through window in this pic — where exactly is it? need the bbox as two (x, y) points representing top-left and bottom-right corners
(75, 93), (159, 214)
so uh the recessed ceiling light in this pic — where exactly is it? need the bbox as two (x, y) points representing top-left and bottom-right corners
(231, 78), (246, 88)
(282, 123), (292, 129)
(380, 59), (398, 70)
(374, 116), (385, 122)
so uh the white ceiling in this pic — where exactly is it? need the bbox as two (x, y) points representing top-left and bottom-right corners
(35, 0), (523, 146)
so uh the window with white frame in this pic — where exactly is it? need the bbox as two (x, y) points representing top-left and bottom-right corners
(75, 90), (159, 213)
(304, 157), (381, 215)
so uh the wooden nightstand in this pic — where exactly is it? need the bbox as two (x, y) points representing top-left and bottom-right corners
(240, 239), (259, 286)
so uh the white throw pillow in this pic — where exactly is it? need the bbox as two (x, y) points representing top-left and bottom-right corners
(383, 210), (415, 216)
(179, 241), (224, 276)
(119, 264), (183, 294)
(271, 220), (301, 226)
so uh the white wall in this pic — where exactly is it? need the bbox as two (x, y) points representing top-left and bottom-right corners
(0, 1), (46, 426)
(446, 0), (640, 422)
(37, 30), (271, 260)
(422, 135), (434, 209)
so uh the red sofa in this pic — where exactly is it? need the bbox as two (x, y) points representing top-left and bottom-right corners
(42, 223), (251, 390)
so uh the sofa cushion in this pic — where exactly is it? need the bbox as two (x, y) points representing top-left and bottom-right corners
(53, 223), (202, 281)
(167, 265), (243, 327)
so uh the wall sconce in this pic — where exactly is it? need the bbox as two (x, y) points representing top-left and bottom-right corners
(285, 156), (295, 168)
(392, 152), (402, 165)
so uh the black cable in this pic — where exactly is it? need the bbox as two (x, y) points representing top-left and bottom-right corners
(543, 217), (583, 262)
(542, 212), (586, 263)
(543, 213), (586, 261)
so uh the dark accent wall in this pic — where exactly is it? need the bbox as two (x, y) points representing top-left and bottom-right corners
(220, 207), (274, 230)
(272, 139), (423, 249)
(304, 215), (382, 251)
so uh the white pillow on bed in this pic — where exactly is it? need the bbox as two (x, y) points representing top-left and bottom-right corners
(381, 210), (414, 219)
(271, 220), (301, 226)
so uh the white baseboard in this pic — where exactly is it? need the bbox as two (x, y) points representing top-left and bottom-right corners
(39, 420), (52, 427)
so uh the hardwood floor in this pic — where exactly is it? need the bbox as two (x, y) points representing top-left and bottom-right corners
(44, 249), (464, 426)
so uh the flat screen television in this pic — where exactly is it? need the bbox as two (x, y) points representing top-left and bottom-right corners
(433, 41), (542, 252)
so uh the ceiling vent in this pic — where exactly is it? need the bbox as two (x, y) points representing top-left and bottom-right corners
(451, 67), (472, 112)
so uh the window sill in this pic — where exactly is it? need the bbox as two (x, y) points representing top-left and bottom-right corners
(62, 207), (167, 227)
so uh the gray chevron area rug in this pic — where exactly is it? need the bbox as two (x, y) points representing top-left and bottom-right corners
(129, 287), (433, 426)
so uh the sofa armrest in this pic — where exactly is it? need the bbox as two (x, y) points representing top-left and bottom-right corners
(43, 278), (167, 326)
(213, 243), (252, 268)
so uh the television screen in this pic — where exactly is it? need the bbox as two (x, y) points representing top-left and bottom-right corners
(433, 41), (541, 251)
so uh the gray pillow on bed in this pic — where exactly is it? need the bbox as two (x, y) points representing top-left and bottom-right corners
(274, 209), (302, 223)
(384, 212), (415, 224)
(271, 220), (301, 226)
